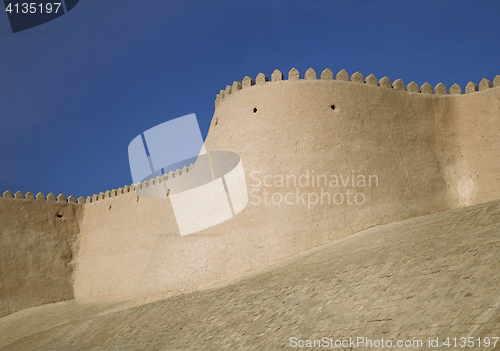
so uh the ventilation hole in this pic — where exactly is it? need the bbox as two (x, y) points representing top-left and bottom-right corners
(56, 214), (63, 219)
(330, 105), (336, 110)
(109, 205), (112, 210)
(253, 108), (257, 113)
(215, 118), (218, 126)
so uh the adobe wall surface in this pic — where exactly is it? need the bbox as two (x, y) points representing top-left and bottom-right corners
(444, 87), (500, 206)
(73, 69), (500, 306)
(0, 195), (83, 318)
(72, 190), (172, 300)
(2, 68), (500, 313)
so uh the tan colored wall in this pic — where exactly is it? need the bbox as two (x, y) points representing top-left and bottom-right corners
(73, 190), (172, 300)
(2, 69), (500, 313)
(441, 87), (500, 206)
(0, 194), (83, 318)
(72, 69), (500, 307)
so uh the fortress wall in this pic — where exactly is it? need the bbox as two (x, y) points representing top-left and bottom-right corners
(0, 192), (83, 318)
(71, 71), (500, 306)
(72, 188), (173, 300)
(99, 70), (469, 305)
(204, 74), (456, 248)
(4, 70), (500, 312)
(442, 84), (500, 206)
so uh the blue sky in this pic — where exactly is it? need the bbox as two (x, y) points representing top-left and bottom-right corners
(0, 1), (499, 199)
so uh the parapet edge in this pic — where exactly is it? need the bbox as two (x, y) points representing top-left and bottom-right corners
(0, 162), (197, 206)
(214, 69), (500, 107)
(83, 163), (195, 204)
(1, 190), (83, 204)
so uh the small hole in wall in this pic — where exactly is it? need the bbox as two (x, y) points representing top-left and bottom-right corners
(253, 108), (257, 113)
(215, 118), (218, 126)
(56, 214), (63, 219)
(109, 205), (112, 210)
(330, 105), (336, 110)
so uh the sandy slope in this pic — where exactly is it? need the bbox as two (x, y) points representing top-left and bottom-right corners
(1, 200), (499, 350)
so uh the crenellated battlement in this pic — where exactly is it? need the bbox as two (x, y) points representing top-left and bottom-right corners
(0, 163), (195, 206)
(85, 162), (195, 203)
(5, 69), (500, 206)
(214, 68), (500, 106)
(1, 190), (84, 204)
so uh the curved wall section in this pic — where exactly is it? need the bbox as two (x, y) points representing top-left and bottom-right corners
(75, 73), (500, 306)
(3, 69), (500, 313)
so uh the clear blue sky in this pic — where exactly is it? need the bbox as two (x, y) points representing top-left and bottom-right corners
(1, 1), (499, 199)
